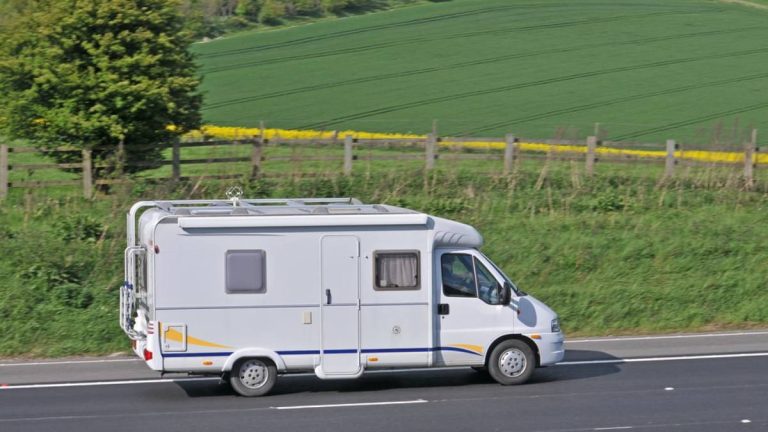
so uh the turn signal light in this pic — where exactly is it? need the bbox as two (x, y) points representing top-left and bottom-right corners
(143, 349), (153, 361)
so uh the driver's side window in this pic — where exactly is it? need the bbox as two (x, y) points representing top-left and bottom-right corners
(441, 254), (476, 297)
(441, 253), (502, 304)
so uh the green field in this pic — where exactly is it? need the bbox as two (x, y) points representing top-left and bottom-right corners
(195, 0), (768, 144)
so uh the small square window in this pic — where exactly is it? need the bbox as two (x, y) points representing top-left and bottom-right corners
(375, 251), (420, 290)
(226, 250), (266, 294)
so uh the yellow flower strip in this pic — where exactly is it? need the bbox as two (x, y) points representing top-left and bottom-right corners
(188, 125), (767, 165)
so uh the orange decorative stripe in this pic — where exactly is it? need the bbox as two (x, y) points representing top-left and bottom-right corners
(164, 328), (232, 349)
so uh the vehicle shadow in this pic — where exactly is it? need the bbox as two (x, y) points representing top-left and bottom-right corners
(175, 349), (622, 398)
(531, 349), (622, 384)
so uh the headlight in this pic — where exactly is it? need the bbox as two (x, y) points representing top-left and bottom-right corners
(551, 317), (561, 333)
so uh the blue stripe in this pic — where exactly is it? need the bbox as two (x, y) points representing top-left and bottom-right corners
(323, 349), (358, 354)
(362, 347), (431, 354)
(162, 347), (482, 358)
(163, 352), (232, 358)
(277, 350), (320, 356)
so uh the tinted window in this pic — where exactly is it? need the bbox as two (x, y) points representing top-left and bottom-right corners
(476, 259), (500, 304)
(441, 254), (477, 297)
(226, 250), (266, 294)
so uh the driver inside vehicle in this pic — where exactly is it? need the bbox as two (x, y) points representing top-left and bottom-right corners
(441, 253), (501, 304)
(441, 254), (476, 297)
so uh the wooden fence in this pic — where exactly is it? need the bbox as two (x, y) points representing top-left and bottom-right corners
(0, 131), (760, 199)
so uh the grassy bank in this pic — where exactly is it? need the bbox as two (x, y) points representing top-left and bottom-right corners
(1, 160), (766, 357)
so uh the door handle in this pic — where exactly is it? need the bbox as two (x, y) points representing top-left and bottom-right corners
(325, 289), (332, 305)
(438, 303), (450, 315)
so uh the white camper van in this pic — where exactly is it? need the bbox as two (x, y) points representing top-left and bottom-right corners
(121, 196), (564, 396)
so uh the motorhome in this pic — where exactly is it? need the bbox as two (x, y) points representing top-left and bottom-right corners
(121, 196), (564, 396)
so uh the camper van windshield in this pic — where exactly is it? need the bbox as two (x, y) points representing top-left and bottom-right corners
(481, 252), (525, 296)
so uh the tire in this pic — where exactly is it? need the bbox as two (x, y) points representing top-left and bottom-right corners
(229, 358), (277, 397)
(487, 339), (535, 385)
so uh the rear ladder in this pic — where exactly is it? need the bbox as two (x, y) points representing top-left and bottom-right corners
(120, 246), (145, 340)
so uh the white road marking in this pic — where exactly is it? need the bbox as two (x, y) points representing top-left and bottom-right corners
(594, 427), (633, 431)
(741, 419), (752, 424)
(558, 352), (768, 366)
(1, 331), (765, 367)
(0, 377), (218, 390)
(1, 330), (765, 367)
(568, 331), (768, 344)
(3, 352), (768, 390)
(273, 399), (428, 410)
(0, 406), (273, 423)
(664, 387), (674, 391)
(0, 358), (140, 367)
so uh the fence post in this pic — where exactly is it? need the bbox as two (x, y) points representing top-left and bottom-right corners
(172, 139), (181, 182)
(250, 137), (263, 178)
(0, 144), (8, 199)
(425, 133), (436, 171)
(665, 139), (677, 178)
(503, 134), (518, 175)
(745, 129), (757, 189)
(82, 149), (93, 198)
(586, 136), (597, 175)
(115, 138), (125, 176)
(343, 135), (353, 176)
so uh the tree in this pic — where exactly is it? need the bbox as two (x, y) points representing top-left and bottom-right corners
(0, 0), (202, 174)
(235, 0), (264, 21)
(258, 0), (287, 24)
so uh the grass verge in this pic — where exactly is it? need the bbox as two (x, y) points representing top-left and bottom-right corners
(1, 160), (766, 356)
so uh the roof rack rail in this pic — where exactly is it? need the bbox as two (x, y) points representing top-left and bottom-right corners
(127, 197), (363, 246)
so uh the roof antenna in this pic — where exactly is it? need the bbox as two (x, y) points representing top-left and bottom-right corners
(226, 186), (243, 207)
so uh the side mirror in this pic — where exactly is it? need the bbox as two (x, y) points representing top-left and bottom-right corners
(499, 282), (512, 305)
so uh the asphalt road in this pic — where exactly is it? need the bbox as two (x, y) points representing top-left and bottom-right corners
(1, 331), (767, 432)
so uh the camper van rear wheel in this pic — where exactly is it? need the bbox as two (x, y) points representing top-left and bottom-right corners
(488, 340), (534, 385)
(230, 358), (277, 397)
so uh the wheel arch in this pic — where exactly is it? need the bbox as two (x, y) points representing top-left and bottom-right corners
(222, 348), (286, 373)
(485, 334), (540, 368)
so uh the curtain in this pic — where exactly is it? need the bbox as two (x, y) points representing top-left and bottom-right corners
(377, 253), (418, 288)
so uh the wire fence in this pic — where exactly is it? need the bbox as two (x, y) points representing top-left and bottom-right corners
(0, 130), (761, 199)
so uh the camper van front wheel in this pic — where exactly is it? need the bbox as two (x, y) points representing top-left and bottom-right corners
(230, 358), (277, 397)
(488, 340), (534, 385)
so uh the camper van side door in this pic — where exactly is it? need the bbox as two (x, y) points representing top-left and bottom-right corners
(319, 235), (362, 377)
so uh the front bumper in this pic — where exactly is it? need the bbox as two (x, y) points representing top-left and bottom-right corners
(533, 331), (565, 366)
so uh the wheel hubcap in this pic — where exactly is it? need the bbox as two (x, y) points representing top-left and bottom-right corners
(498, 348), (527, 377)
(239, 359), (268, 389)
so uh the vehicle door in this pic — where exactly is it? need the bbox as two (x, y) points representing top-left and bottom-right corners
(319, 235), (362, 376)
(434, 249), (514, 365)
